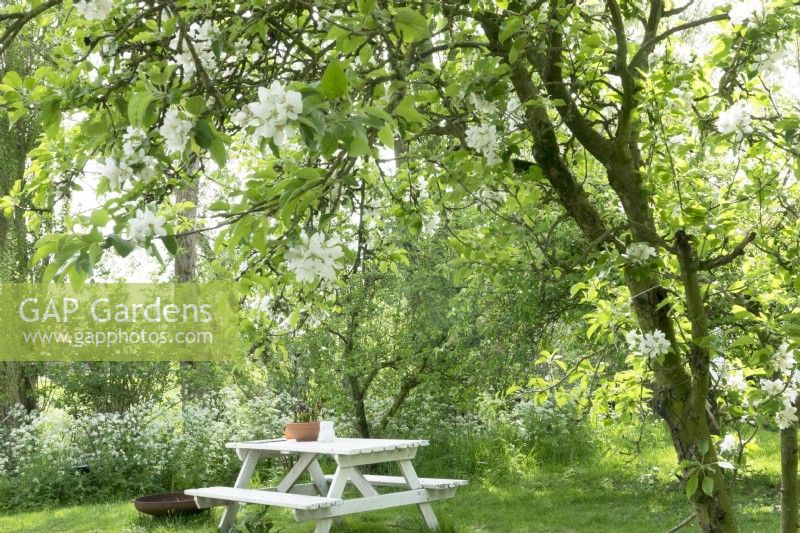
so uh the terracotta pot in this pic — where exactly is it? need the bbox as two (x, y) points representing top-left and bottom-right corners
(284, 421), (320, 441)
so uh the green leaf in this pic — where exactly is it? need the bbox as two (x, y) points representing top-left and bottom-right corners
(731, 335), (758, 348)
(185, 95), (207, 116)
(499, 16), (522, 43)
(127, 91), (153, 127)
(89, 209), (110, 226)
(194, 119), (214, 148)
(320, 60), (348, 99)
(348, 130), (370, 156)
(584, 34), (603, 48)
(394, 95), (426, 124)
(394, 7), (430, 43)
(699, 439), (709, 455)
(107, 235), (136, 258)
(685, 473), (698, 498)
(40, 96), (62, 134)
(2, 71), (22, 89)
(161, 234), (178, 255)
(702, 476), (715, 496)
(210, 136), (227, 167)
(209, 200), (230, 212)
(378, 123), (394, 148)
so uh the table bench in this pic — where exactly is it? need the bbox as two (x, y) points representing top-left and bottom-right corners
(185, 437), (467, 533)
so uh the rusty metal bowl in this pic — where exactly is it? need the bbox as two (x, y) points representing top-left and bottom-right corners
(134, 491), (204, 517)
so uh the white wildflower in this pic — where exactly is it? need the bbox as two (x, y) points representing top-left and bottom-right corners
(624, 242), (657, 265)
(285, 231), (345, 283)
(159, 107), (193, 156)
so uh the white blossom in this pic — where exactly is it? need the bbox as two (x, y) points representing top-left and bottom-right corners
(234, 81), (303, 147)
(719, 434), (738, 455)
(728, 1), (760, 26)
(626, 330), (641, 351)
(100, 157), (133, 190)
(725, 370), (748, 393)
(716, 100), (752, 137)
(760, 378), (784, 397)
(469, 93), (497, 115)
(128, 208), (166, 244)
(777, 402), (798, 430)
(624, 242), (657, 265)
(772, 342), (796, 377)
(169, 21), (217, 77)
(465, 123), (500, 166)
(159, 107), (193, 156)
(639, 329), (671, 359)
(421, 212), (441, 236)
(74, 0), (115, 21)
(285, 231), (344, 283)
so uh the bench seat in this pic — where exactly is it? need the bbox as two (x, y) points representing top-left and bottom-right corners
(184, 487), (342, 510)
(323, 474), (468, 489)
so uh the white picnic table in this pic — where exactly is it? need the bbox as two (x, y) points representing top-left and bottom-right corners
(185, 437), (467, 533)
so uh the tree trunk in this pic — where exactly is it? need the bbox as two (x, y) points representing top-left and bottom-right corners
(175, 181), (199, 404)
(782, 423), (799, 533)
(347, 376), (370, 438)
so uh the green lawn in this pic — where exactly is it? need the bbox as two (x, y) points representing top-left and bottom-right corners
(0, 434), (782, 532)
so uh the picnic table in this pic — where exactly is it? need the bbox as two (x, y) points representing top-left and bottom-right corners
(185, 437), (467, 533)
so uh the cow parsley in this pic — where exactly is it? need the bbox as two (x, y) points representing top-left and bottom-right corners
(128, 208), (166, 244)
(624, 242), (657, 264)
(233, 81), (303, 147)
(285, 231), (344, 283)
(466, 124), (500, 166)
(75, 0), (115, 21)
(159, 107), (193, 156)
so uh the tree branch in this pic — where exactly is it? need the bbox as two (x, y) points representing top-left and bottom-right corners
(698, 231), (756, 271)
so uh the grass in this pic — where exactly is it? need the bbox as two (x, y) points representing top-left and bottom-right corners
(0, 431), (782, 533)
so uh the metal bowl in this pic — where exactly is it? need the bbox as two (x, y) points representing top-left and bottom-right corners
(134, 491), (205, 517)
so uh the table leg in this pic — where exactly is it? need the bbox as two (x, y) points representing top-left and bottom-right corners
(398, 459), (440, 530)
(314, 466), (350, 533)
(276, 452), (316, 493)
(308, 458), (329, 495)
(219, 450), (260, 533)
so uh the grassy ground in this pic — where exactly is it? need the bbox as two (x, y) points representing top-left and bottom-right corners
(0, 433), (782, 533)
